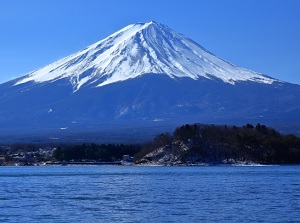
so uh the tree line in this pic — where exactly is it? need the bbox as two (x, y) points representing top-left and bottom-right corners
(53, 143), (140, 162)
(134, 123), (300, 164)
(2, 123), (300, 164)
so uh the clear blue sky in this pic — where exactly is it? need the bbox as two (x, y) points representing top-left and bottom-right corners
(0, 0), (299, 84)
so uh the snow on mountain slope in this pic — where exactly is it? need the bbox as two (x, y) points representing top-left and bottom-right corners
(15, 21), (275, 91)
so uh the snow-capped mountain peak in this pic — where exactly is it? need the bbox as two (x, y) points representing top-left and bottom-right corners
(15, 21), (275, 91)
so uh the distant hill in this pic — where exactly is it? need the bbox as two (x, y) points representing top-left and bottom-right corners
(135, 123), (300, 165)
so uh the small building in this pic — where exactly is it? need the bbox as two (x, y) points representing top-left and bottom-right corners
(12, 155), (26, 163)
(122, 155), (134, 163)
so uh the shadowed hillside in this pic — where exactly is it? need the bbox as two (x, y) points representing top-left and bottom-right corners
(135, 123), (300, 165)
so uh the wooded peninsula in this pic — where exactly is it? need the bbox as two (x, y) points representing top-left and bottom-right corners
(1, 123), (300, 165)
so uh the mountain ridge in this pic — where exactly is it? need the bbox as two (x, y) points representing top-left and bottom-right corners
(0, 21), (299, 142)
(14, 21), (276, 92)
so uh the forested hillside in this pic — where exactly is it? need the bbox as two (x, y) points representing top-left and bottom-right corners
(3, 123), (299, 165)
(135, 123), (300, 165)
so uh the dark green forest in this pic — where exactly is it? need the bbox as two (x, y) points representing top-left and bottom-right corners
(4, 123), (300, 165)
(53, 143), (140, 162)
(134, 123), (300, 164)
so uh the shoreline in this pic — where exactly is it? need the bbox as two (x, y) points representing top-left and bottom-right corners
(1, 161), (291, 167)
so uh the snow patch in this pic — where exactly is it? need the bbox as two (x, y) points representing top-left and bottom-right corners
(153, 118), (164, 122)
(60, 127), (68, 130)
(14, 21), (277, 90)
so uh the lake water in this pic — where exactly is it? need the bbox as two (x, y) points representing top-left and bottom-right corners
(0, 165), (299, 222)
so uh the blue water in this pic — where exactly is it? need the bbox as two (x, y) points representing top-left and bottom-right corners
(0, 166), (299, 222)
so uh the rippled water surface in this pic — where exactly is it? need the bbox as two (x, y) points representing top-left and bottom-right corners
(0, 165), (299, 222)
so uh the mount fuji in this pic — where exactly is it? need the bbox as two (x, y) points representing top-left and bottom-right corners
(1, 21), (300, 142)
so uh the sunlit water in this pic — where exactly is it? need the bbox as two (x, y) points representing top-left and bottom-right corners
(0, 165), (299, 222)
